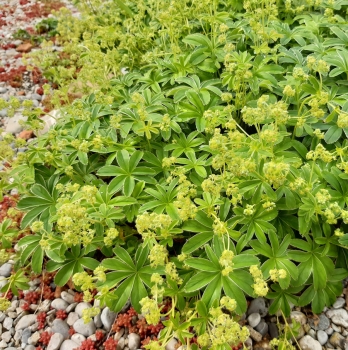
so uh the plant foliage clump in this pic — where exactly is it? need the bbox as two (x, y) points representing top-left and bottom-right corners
(2, 0), (348, 349)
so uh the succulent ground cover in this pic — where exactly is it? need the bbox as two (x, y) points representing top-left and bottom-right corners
(3, 0), (348, 349)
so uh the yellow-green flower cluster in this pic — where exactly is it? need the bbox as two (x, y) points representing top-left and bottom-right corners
(250, 265), (269, 297)
(219, 250), (234, 276)
(104, 228), (119, 247)
(149, 244), (168, 267)
(0, 298), (11, 311)
(82, 306), (100, 323)
(136, 212), (174, 240)
(198, 306), (249, 348)
(140, 297), (161, 325)
(165, 262), (182, 284)
(220, 296), (237, 312)
(269, 269), (287, 282)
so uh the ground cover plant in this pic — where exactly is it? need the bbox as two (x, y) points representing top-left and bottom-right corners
(3, 0), (348, 348)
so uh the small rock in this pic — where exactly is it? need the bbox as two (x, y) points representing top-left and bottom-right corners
(331, 323), (341, 332)
(333, 297), (346, 309)
(15, 314), (37, 330)
(66, 303), (77, 313)
(317, 330), (328, 345)
(47, 333), (64, 350)
(309, 313), (330, 330)
(0, 340), (6, 348)
(117, 337), (125, 350)
(75, 302), (92, 317)
(16, 43), (33, 53)
(94, 314), (102, 328)
(21, 328), (31, 344)
(248, 313), (261, 328)
(308, 328), (316, 339)
(60, 292), (74, 304)
(0, 263), (12, 277)
(38, 300), (51, 313)
(128, 333), (140, 350)
(0, 312), (5, 322)
(3, 317), (13, 330)
(165, 338), (178, 350)
(290, 311), (307, 325)
(0, 87), (7, 93)
(4, 114), (27, 134)
(1, 330), (11, 342)
(115, 328), (125, 341)
(28, 331), (40, 345)
(73, 319), (96, 337)
(24, 346), (35, 350)
(101, 307), (117, 331)
(298, 335), (322, 350)
(255, 320), (268, 336)
(17, 130), (33, 140)
(60, 340), (79, 350)
(52, 319), (70, 339)
(70, 334), (85, 346)
(326, 308), (348, 328)
(325, 326), (333, 335)
(51, 299), (69, 310)
(67, 312), (79, 326)
(246, 326), (262, 342)
(247, 298), (268, 317)
(329, 332), (347, 348)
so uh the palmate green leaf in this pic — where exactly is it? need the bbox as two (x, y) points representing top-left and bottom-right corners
(268, 284), (302, 316)
(324, 125), (342, 144)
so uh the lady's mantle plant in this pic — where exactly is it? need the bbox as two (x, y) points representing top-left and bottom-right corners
(2, 0), (348, 349)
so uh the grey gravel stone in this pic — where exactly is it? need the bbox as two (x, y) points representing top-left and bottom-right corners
(94, 313), (102, 328)
(70, 334), (85, 346)
(268, 322), (279, 339)
(128, 333), (141, 350)
(333, 297), (346, 309)
(51, 298), (69, 310)
(1, 330), (12, 342)
(246, 326), (262, 342)
(329, 332), (347, 348)
(309, 314), (330, 330)
(60, 339), (79, 350)
(47, 333), (64, 350)
(317, 330), (328, 345)
(67, 312), (79, 326)
(117, 337), (125, 350)
(15, 314), (37, 330)
(247, 313), (261, 328)
(0, 263), (12, 277)
(247, 298), (268, 317)
(4, 113), (27, 134)
(52, 319), (70, 339)
(73, 319), (96, 337)
(3, 316), (13, 330)
(66, 303), (77, 313)
(327, 308), (348, 328)
(298, 335), (322, 350)
(24, 346), (35, 350)
(165, 338), (178, 350)
(60, 292), (75, 304)
(255, 320), (268, 336)
(21, 328), (31, 344)
(0, 87), (7, 93)
(101, 307), (117, 331)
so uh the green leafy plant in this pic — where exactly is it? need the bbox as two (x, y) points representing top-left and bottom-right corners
(3, 0), (348, 348)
